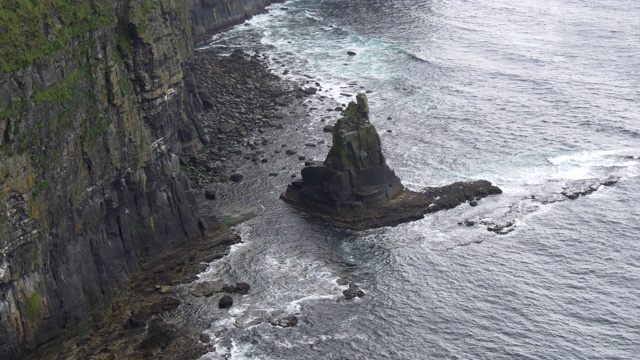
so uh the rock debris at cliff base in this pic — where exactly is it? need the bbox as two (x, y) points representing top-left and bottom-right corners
(181, 49), (303, 188)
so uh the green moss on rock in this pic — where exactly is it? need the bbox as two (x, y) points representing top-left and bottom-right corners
(325, 93), (374, 171)
(25, 290), (41, 323)
(0, 0), (114, 74)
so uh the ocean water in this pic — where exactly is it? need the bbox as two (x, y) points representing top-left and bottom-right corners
(192, 1), (640, 359)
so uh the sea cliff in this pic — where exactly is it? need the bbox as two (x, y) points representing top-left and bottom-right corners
(0, 1), (278, 358)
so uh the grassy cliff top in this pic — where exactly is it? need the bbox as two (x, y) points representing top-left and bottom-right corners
(0, 0), (113, 74)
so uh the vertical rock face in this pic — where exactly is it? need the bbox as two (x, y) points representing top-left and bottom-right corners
(282, 94), (404, 212)
(189, 0), (283, 42)
(0, 1), (213, 358)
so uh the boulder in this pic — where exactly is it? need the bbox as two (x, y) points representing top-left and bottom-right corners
(222, 285), (237, 293)
(303, 87), (318, 95)
(154, 296), (181, 312)
(269, 314), (298, 328)
(229, 173), (244, 182)
(204, 189), (216, 200)
(190, 281), (218, 297)
(235, 282), (251, 295)
(219, 295), (233, 309)
(222, 282), (250, 294)
(199, 90), (215, 109)
(126, 309), (152, 329)
(342, 282), (365, 300)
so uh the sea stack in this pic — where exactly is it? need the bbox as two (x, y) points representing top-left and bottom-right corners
(282, 93), (502, 230)
(283, 93), (404, 211)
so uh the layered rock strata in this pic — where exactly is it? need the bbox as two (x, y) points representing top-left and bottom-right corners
(282, 94), (502, 230)
(0, 0), (291, 356)
(283, 94), (403, 212)
(0, 0), (278, 357)
(189, 0), (284, 43)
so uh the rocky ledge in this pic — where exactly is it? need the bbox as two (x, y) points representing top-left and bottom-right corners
(281, 93), (502, 230)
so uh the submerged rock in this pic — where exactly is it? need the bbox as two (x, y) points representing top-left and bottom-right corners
(281, 93), (502, 230)
(222, 282), (251, 295)
(190, 281), (219, 297)
(343, 282), (365, 300)
(236, 282), (251, 295)
(269, 313), (299, 328)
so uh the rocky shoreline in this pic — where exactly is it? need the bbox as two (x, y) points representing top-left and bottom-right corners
(24, 46), (312, 360)
(181, 48), (304, 189)
(27, 229), (245, 360)
(23, 35), (367, 358)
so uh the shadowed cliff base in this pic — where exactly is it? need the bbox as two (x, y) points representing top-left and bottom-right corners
(281, 94), (502, 230)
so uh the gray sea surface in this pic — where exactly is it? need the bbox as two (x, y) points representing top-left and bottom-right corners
(192, 1), (640, 359)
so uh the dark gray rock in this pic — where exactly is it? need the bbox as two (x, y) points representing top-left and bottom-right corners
(222, 282), (251, 295)
(137, 318), (178, 353)
(205, 189), (217, 200)
(127, 310), (152, 329)
(219, 123), (236, 133)
(235, 283), (250, 295)
(199, 90), (215, 109)
(281, 94), (502, 230)
(282, 94), (403, 211)
(343, 282), (365, 300)
(219, 295), (233, 309)
(222, 285), (237, 293)
(154, 296), (181, 312)
(303, 87), (318, 95)
(230, 173), (244, 182)
(190, 282), (218, 297)
(270, 315), (298, 328)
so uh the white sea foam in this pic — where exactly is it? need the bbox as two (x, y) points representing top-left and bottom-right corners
(548, 148), (638, 167)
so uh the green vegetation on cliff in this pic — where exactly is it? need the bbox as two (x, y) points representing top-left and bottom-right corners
(0, 0), (114, 74)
